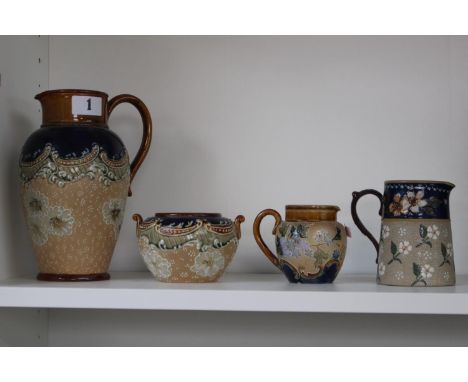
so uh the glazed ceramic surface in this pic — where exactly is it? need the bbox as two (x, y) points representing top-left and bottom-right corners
(352, 180), (455, 286)
(20, 89), (152, 281)
(253, 205), (348, 283)
(133, 213), (245, 283)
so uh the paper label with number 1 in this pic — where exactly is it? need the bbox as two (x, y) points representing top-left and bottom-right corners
(72, 96), (102, 116)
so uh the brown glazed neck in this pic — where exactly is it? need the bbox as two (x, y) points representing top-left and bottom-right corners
(285, 205), (340, 222)
(36, 89), (109, 127)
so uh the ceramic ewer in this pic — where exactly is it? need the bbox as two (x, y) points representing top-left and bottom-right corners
(253, 205), (348, 283)
(351, 180), (456, 286)
(132, 213), (245, 282)
(20, 89), (152, 281)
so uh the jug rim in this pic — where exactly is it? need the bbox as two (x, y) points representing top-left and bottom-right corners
(35, 89), (108, 100)
(384, 180), (455, 187)
(285, 204), (340, 211)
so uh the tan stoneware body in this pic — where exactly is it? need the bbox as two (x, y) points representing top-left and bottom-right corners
(133, 213), (245, 283)
(20, 89), (152, 281)
(253, 205), (348, 283)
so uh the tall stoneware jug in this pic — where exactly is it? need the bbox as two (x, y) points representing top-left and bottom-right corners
(351, 180), (455, 286)
(19, 89), (152, 281)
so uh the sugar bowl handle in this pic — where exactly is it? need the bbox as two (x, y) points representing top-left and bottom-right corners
(253, 209), (282, 267)
(108, 94), (153, 197)
(234, 215), (245, 239)
(351, 189), (383, 262)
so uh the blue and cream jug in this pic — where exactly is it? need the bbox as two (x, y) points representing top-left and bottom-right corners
(351, 180), (455, 286)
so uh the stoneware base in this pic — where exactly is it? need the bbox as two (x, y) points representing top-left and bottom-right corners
(37, 273), (111, 282)
(280, 260), (340, 284)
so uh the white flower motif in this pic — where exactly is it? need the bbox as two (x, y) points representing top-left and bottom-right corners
(23, 189), (49, 216)
(27, 214), (48, 246)
(144, 251), (172, 279)
(46, 206), (74, 236)
(378, 261), (386, 276)
(102, 198), (126, 234)
(399, 241), (412, 255)
(398, 227), (407, 237)
(314, 230), (333, 245)
(407, 191), (428, 214)
(139, 236), (172, 279)
(427, 225), (440, 240)
(420, 264), (434, 280)
(190, 249), (225, 277)
(443, 271), (450, 281)
(381, 225), (390, 239)
(395, 271), (404, 280)
(417, 250), (432, 261)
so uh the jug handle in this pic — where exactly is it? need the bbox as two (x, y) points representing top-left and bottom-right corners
(108, 94), (153, 197)
(351, 189), (383, 263)
(253, 209), (282, 268)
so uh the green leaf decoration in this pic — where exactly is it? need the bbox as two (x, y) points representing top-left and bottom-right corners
(419, 224), (427, 239)
(332, 228), (341, 241)
(391, 241), (398, 255)
(413, 262), (421, 277)
(313, 249), (328, 266)
(278, 224), (287, 237)
(441, 243), (447, 258)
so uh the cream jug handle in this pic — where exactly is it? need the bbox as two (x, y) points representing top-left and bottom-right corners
(253, 209), (282, 268)
(351, 189), (383, 263)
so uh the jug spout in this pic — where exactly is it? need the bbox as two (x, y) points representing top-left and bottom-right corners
(36, 89), (109, 127)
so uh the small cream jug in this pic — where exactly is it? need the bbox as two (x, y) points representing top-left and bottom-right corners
(351, 180), (455, 286)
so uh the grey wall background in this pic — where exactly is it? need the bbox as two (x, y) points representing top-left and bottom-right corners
(0, 36), (48, 280)
(49, 36), (468, 275)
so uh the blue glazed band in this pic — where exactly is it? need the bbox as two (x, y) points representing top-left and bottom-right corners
(21, 125), (127, 162)
(382, 182), (454, 220)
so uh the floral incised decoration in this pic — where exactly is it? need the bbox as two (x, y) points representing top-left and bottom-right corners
(142, 219), (238, 251)
(386, 190), (444, 218)
(190, 249), (226, 277)
(20, 144), (130, 187)
(416, 224), (439, 248)
(439, 243), (453, 267)
(375, 220), (455, 286)
(23, 189), (75, 246)
(411, 263), (434, 286)
(138, 236), (172, 279)
(102, 198), (126, 236)
(388, 240), (412, 265)
(275, 223), (345, 281)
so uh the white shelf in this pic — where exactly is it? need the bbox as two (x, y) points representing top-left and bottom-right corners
(0, 272), (467, 314)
